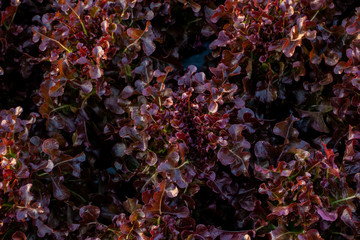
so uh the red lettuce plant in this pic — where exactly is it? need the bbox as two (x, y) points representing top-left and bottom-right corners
(1, 0), (360, 239)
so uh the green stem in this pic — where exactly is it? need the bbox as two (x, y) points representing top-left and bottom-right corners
(306, 161), (321, 173)
(231, 225), (266, 233)
(54, 158), (78, 168)
(275, 231), (303, 239)
(81, 90), (96, 109)
(255, 225), (266, 232)
(34, 30), (72, 53)
(66, 2), (88, 36)
(7, 146), (13, 155)
(107, 228), (121, 236)
(68, 189), (87, 203)
(176, 160), (190, 169)
(123, 25), (147, 53)
(123, 38), (141, 53)
(36, 172), (49, 177)
(185, 18), (202, 30)
(50, 104), (71, 114)
(2, 203), (14, 208)
(125, 222), (135, 240)
(139, 172), (158, 195)
(158, 188), (165, 215)
(8, 7), (18, 30)
(331, 195), (357, 205)
(288, 171), (301, 181)
(229, 149), (246, 167)
(1, 229), (14, 240)
(310, 10), (319, 21)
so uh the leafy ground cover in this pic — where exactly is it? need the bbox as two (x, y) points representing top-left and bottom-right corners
(1, 0), (360, 239)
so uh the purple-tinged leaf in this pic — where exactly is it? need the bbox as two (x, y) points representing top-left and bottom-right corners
(145, 151), (157, 166)
(255, 81), (277, 103)
(127, 27), (143, 40)
(142, 34), (156, 56)
(92, 46), (104, 62)
(235, 188), (256, 211)
(42, 138), (59, 156)
(165, 183), (179, 198)
(331, 97), (350, 119)
(80, 81), (93, 94)
(273, 115), (299, 142)
(211, 5), (226, 23)
(35, 219), (53, 238)
(123, 198), (142, 213)
(208, 101), (218, 113)
(254, 141), (280, 160)
(282, 40), (301, 58)
(310, 48), (322, 65)
(79, 205), (100, 222)
(228, 124), (246, 143)
(217, 147), (236, 165)
(230, 151), (251, 177)
(19, 183), (34, 206)
(16, 158), (30, 178)
(310, 0), (325, 10)
(305, 30), (317, 40)
(52, 176), (70, 201)
(12, 231), (26, 240)
(269, 39), (288, 52)
(89, 65), (102, 79)
(121, 86), (134, 99)
(105, 88), (125, 115)
(339, 207), (359, 234)
(297, 109), (329, 133)
(316, 207), (338, 221)
(166, 206), (190, 218)
(325, 51), (340, 66)
(56, 152), (86, 177)
(267, 204), (296, 220)
(209, 31), (230, 49)
(157, 157), (195, 188)
(269, 223), (294, 240)
(347, 19), (360, 35)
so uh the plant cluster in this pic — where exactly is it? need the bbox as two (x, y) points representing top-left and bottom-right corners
(1, 0), (360, 239)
